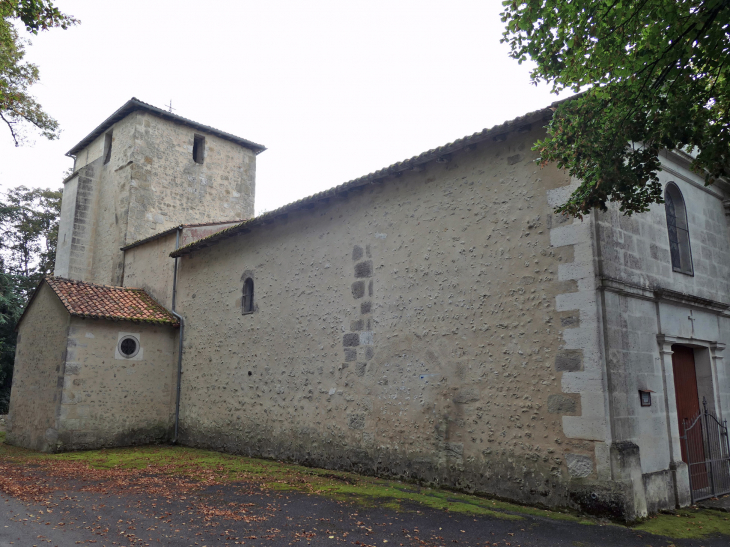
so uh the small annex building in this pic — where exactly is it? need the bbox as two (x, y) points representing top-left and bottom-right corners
(8, 277), (179, 452)
(6, 97), (730, 521)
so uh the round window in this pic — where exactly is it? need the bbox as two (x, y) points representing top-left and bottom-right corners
(118, 335), (140, 358)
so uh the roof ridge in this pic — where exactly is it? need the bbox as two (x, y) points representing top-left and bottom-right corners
(66, 98), (266, 157)
(120, 219), (250, 252)
(47, 275), (146, 292)
(170, 104), (555, 258)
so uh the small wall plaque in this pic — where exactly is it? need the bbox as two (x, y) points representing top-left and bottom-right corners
(639, 389), (653, 407)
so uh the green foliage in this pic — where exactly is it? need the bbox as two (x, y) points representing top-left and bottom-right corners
(0, 271), (23, 413)
(501, 1), (730, 217)
(0, 184), (61, 413)
(0, 185), (61, 295)
(633, 507), (730, 539)
(3, 0), (78, 32)
(0, 1), (78, 145)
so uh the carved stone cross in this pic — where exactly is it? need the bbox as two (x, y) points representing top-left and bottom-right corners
(688, 310), (696, 336)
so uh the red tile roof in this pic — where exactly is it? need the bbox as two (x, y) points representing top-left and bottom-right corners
(44, 277), (179, 326)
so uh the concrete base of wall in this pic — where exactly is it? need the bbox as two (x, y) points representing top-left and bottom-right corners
(178, 422), (656, 522)
(643, 469), (676, 515)
(5, 420), (59, 453)
(53, 421), (172, 453)
(670, 461), (692, 508)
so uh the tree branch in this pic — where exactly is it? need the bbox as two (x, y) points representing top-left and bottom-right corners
(0, 112), (19, 147)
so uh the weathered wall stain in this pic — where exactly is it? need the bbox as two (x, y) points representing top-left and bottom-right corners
(171, 128), (604, 510)
(5, 284), (69, 452)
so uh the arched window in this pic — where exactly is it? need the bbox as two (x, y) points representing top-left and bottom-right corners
(664, 183), (693, 275)
(242, 278), (254, 314)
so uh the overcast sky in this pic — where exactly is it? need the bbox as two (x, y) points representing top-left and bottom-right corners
(1, 0), (569, 215)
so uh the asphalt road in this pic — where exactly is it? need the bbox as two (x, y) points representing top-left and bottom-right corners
(1, 473), (725, 547)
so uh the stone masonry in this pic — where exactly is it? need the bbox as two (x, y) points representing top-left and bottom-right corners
(8, 99), (730, 522)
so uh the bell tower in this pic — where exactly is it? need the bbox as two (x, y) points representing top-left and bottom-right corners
(54, 98), (265, 285)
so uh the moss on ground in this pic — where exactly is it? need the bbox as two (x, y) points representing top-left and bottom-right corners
(1, 437), (729, 539)
(633, 508), (730, 539)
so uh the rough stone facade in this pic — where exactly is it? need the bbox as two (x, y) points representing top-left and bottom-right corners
(54, 318), (177, 450)
(5, 284), (69, 452)
(122, 232), (178, 309)
(9, 100), (730, 522)
(55, 106), (259, 286)
(171, 126), (611, 512)
(123, 221), (243, 309)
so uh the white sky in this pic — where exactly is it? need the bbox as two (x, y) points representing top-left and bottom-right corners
(0, 0), (568, 215)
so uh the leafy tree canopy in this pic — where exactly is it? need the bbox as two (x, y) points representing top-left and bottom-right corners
(0, 1), (78, 145)
(0, 270), (23, 412)
(501, 0), (730, 217)
(0, 185), (61, 293)
(0, 184), (61, 413)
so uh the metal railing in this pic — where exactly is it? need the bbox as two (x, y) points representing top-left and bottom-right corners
(681, 397), (730, 503)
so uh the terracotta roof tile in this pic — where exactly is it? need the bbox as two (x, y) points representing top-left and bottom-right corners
(44, 277), (179, 326)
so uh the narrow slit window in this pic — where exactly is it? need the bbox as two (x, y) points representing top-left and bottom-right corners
(242, 278), (254, 314)
(103, 131), (113, 165)
(193, 134), (205, 164)
(664, 182), (693, 275)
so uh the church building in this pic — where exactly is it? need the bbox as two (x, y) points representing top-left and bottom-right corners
(6, 98), (730, 521)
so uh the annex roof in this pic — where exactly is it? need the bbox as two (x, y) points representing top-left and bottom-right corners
(36, 277), (179, 326)
(120, 219), (247, 251)
(170, 104), (555, 258)
(66, 97), (266, 157)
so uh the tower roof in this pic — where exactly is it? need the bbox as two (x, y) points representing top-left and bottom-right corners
(65, 97), (266, 157)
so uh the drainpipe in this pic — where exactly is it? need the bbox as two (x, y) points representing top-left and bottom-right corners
(171, 227), (185, 444)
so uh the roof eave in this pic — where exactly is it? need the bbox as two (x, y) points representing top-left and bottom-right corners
(66, 97), (266, 157)
(170, 106), (554, 258)
(14, 277), (50, 332)
(120, 226), (182, 251)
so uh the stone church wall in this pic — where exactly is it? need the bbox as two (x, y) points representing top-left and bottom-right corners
(172, 127), (622, 513)
(123, 232), (178, 309)
(124, 112), (256, 246)
(55, 318), (178, 451)
(54, 170), (80, 279)
(88, 114), (138, 285)
(55, 113), (138, 285)
(122, 221), (248, 310)
(595, 159), (730, 302)
(592, 156), (730, 513)
(5, 284), (70, 452)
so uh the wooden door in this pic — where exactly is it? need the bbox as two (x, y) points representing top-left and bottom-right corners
(672, 346), (705, 470)
(671, 345), (711, 491)
(671, 345), (701, 463)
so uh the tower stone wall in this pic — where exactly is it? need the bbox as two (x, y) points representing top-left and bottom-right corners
(55, 106), (259, 286)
